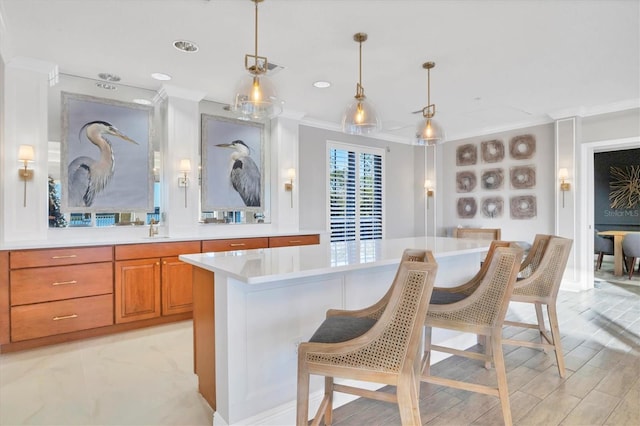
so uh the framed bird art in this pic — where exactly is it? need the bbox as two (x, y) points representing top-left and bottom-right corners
(201, 113), (265, 213)
(60, 92), (154, 213)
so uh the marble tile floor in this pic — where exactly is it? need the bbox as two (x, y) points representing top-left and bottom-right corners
(1, 266), (638, 426)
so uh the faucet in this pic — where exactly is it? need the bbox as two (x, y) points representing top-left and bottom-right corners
(149, 219), (159, 237)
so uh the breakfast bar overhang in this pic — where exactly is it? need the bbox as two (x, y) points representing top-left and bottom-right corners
(179, 236), (491, 426)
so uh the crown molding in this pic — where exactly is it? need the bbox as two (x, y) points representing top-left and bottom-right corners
(300, 117), (412, 145)
(547, 98), (640, 120)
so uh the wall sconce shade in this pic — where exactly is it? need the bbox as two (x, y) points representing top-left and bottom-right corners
(18, 144), (35, 207)
(342, 33), (381, 135)
(179, 159), (192, 173)
(558, 167), (571, 208)
(231, 0), (283, 119)
(284, 168), (295, 208)
(416, 62), (445, 145)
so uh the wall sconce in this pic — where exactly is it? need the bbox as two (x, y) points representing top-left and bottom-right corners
(284, 168), (295, 208)
(18, 145), (35, 207)
(558, 168), (570, 208)
(179, 159), (191, 208)
(424, 179), (434, 209)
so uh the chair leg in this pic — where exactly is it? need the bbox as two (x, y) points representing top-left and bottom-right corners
(397, 371), (422, 426)
(491, 335), (513, 426)
(547, 304), (566, 378)
(629, 257), (637, 280)
(421, 326), (432, 377)
(484, 335), (493, 369)
(596, 252), (604, 270)
(324, 376), (334, 425)
(534, 302), (547, 351)
(296, 366), (310, 426)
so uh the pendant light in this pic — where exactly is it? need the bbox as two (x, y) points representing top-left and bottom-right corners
(416, 61), (444, 145)
(342, 33), (381, 135)
(231, 0), (282, 120)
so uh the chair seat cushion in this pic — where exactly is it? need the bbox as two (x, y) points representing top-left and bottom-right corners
(430, 289), (468, 305)
(309, 315), (377, 343)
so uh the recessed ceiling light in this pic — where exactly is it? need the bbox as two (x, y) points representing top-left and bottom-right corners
(151, 72), (172, 81)
(133, 98), (153, 106)
(96, 82), (117, 90)
(173, 40), (199, 53)
(313, 80), (331, 89)
(98, 73), (121, 82)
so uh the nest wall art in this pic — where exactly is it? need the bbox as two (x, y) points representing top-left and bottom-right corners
(454, 134), (537, 220)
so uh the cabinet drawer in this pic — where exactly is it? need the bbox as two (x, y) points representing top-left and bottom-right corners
(10, 262), (113, 306)
(10, 246), (113, 269)
(115, 241), (200, 260)
(202, 238), (269, 252)
(11, 294), (113, 342)
(268, 234), (320, 248)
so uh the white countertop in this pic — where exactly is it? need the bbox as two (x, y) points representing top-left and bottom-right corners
(179, 236), (491, 284)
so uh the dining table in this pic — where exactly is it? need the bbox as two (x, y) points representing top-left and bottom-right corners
(597, 230), (640, 276)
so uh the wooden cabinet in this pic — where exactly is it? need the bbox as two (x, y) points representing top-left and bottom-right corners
(162, 256), (194, 315)
(8, 246), (114, 342)
(1, 234), (318, 352)
(115, 258), (161, 324)
(115, 241), (200, 323)
(268, 234), (320, 248)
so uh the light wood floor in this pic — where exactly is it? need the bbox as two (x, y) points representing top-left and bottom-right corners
(327, 271), (640, 425)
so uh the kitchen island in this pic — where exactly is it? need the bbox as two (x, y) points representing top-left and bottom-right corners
(179, 236), (491, 425)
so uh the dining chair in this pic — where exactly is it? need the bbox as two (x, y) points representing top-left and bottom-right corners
(502, 236), (573, 377)
(594, 229), (614, 271)
(454, 227), (501, 240)
(296, 249), (438, 426)
(421, 245), (523, 426)
(622, 233), (640, 279)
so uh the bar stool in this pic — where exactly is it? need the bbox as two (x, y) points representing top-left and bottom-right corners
(296, 249), (438, 426)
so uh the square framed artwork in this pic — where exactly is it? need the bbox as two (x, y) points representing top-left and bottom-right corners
(481, 139), (505, 163)
(510, 195), (537, 219)
(201, 114), (265, 211)
(456, 144), (477, 166)
(509, 134), (536, 160)
(510, 165), (536, 189)
(61, 92), (153, 212)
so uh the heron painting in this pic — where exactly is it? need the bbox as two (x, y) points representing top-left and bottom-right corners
(68, 121), (139, 207)
(201, 114), (264, 211)
(62, 92), (153, 212)
(215, 140), (261, 207)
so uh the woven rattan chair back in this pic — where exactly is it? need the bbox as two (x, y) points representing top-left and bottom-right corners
(297, 250), (438, 426)
(421, 245), (523, 426)
(518, 234), (552, 278)
(434, 240), (511, 298)
(503, 236), (573, 378)
(454, 227), (501, 240)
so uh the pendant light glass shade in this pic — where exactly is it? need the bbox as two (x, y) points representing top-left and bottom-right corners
(342, 96), (381, 135)
(342, 33), (381, 135)
(416, 117), (444, 146)
(416, 61), (444, 145)
(231, 0), (282, 120)
(233, 73), (282, 119)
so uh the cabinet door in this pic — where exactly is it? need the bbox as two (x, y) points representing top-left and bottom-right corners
(162, 256), (193, 316)
(115, 259), (161, 324)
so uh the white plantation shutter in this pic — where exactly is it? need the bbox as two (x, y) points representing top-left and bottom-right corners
(329, 143), (383, 242)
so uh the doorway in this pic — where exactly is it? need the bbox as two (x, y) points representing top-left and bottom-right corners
(580, 137), (639, 289)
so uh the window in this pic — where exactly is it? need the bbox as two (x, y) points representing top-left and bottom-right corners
(328, 142), (384, 242)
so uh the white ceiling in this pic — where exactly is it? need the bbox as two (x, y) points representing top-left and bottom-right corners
(1, 0), (639, 142)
